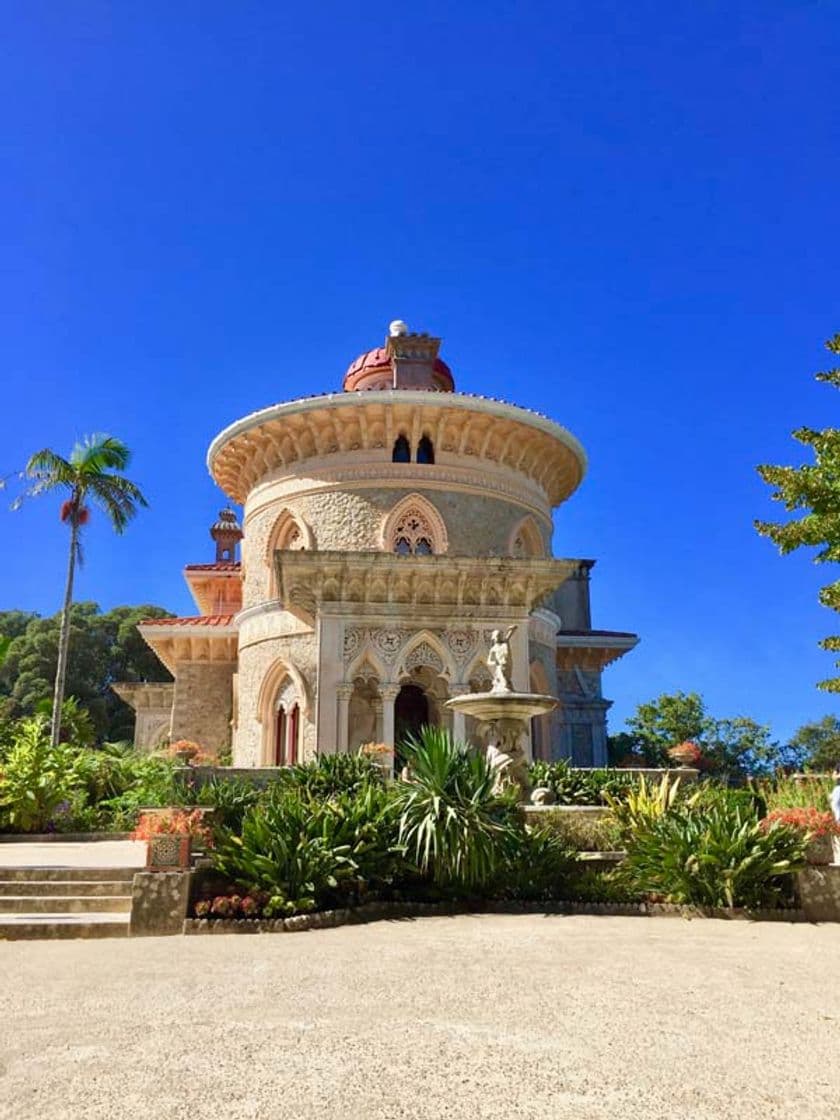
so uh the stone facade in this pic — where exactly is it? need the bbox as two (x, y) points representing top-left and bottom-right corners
(170, 662), (236, 753)
(118, 323), (638, 765)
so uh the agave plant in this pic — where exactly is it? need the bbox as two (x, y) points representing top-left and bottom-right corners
(394, 726), (518, 890)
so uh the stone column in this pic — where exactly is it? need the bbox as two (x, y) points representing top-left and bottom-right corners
(448, 685), (470, 743)
(336, 684), (353, 754)
(380, 685), (400, 750)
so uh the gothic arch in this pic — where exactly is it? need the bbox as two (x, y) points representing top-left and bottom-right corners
(346, 647), (388, 685)
(509, 515), (546, 559)
(257, 657), (311, 766)
(381, 493), (448, 555)
(266, 508), (313, 595)
(395, 629), (455, 682)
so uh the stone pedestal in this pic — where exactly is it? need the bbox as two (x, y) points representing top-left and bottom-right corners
(129, 871), (192, 937)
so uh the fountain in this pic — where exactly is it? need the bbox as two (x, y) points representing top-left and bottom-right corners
(445, 626), (558, 801)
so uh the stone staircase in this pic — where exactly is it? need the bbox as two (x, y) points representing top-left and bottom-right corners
(0, 867), (135, 939)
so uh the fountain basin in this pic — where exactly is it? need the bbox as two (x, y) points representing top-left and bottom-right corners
(445, 691), (558, 723)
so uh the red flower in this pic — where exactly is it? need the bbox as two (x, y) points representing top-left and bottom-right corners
(761, 807), (840, 838)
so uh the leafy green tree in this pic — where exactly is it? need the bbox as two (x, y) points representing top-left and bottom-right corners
(0, 603), (172, 740)
(22, 435), (148, 746)
(625, 691), (712, 767)
(616, 691), (793, 777)
(756, 332), (840, 691)
(789, 716), (840, 772)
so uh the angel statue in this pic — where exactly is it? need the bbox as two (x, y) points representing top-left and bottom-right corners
(487, 626), (517, 694)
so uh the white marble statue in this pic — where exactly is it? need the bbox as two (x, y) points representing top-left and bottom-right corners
(487, 626), (517, 694)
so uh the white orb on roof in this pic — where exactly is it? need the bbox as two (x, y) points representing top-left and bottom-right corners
(389, 319), (409, 337)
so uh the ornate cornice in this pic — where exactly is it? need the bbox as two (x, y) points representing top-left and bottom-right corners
(208, 391), (586, 508)
(556, 631), (639, 671)
(274, 550), (578, 626)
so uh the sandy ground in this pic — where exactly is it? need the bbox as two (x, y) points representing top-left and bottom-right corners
(1, 914), (838, 1120)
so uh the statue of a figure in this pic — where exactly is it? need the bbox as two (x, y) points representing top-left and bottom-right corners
(487, 626), (517, 694)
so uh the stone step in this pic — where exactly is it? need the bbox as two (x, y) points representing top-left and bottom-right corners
(0, 894), (132, 915)
(0, 913), (130, 940)
(0, 879), (134, 897)
(0, 867), (138, 883)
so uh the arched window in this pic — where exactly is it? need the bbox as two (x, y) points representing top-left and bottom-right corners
(392, 434), (411, 463)
(382, 494), (448, 556)
(510, 516), (546, 559)
(416, 435), (435, 464)
(393, 507), (435, 555)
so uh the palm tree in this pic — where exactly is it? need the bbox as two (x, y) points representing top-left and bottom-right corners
(25, 435), (148, 747)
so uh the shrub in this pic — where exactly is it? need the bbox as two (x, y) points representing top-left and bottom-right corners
(395, 728), (519, 890)
(212, 784), (405, 914)
(560, 867), (644, 904)
(276, 753), (385, 799)
(529, 760), (636, 805)
(618, 802), (808, 909)
(760, 774), (836, 813)
(189, 777), (261, 833)
(0, 716), (81, 832)
(132, 808), (213, 844)
(603, 775), (682, 844)
(494, 825), (576, 901)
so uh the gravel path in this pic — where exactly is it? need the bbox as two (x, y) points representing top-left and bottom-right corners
(1, 914), (838, 1119)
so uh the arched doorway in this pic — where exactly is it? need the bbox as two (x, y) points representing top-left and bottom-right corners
(395, 684), (429, 770)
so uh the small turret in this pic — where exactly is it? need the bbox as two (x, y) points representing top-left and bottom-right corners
(210, 507), (243, 562)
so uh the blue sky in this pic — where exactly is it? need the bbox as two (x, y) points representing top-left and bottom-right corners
(2, 2), (838, 741)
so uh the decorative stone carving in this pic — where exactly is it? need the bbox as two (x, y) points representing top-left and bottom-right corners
(444, 629), (479, 662)
(403, 641), (444, 674)
(373, 628), (410, 661)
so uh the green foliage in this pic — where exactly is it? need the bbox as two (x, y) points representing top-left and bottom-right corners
(560, 867), (643, 904)
(529, 759), (635, 805)
(615, 690), (791, 777)
(494, 824), (576, 901)
(603, 775), (683, 845)
(626, 691), (709, 766)
(190, 777), (262, 833)
(395, 727), (519, 889)
(759, 773), (836, 813)
(212, 784), (404, 913)
(0, 715), (81, 832)
(618, 802), (808, 909)
(274, 752), (385, 799)
(789, 716), (840, 772)
(0, 602), (173, 740)
(532, 808), (621, 851)
(756, 333), (840, 690)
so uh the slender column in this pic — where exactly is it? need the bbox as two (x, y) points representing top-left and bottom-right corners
(336, 684), (353, 754)
(448, 685), (470, 743)
(380, 685), (400, 750)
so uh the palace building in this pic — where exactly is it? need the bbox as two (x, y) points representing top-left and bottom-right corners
(115, 321), (637, 766)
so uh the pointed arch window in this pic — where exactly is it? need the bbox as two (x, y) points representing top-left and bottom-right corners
(383, 494), (448, 556)
(392, 435), (411, 463)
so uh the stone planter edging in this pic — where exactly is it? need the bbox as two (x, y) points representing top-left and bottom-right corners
(183, 898), (808, 934)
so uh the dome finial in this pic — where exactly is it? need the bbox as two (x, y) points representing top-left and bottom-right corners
(389, 319), (409, 337)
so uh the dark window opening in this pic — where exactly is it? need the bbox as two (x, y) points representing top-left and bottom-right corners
(416, 435), (435, 464)
(392, 435), (411, 463)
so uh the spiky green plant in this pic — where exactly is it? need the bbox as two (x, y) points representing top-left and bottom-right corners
(394, 726), (518, 890)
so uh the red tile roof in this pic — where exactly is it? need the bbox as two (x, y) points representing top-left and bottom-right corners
(139, 614), (235, 628)
(184, 562), (241, 572)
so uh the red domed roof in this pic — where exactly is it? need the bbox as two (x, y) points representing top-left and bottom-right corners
(343, 341), (454, 392)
